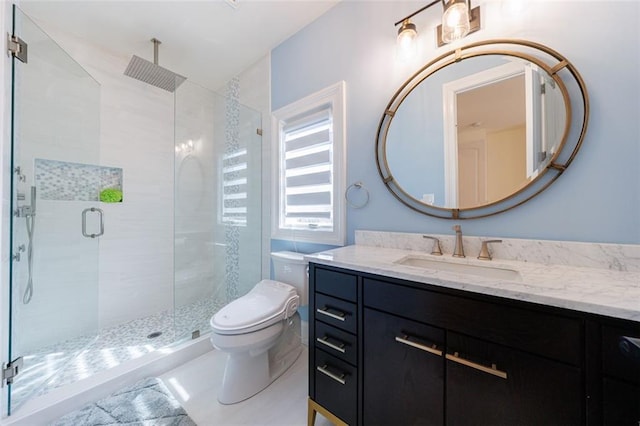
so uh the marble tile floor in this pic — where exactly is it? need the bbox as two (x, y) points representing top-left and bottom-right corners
(10, 296), (227, 411)
(159, 346), (334, 426)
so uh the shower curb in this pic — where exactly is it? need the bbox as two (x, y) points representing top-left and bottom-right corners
(1, 336), (211, 426)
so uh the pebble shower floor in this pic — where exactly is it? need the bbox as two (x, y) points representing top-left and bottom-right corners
(10, 297), (226, 411)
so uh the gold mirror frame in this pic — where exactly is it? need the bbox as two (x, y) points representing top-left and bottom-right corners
(376, 39), (589, 219)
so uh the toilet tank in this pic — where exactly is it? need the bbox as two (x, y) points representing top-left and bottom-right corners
(271, 251), (308, 306)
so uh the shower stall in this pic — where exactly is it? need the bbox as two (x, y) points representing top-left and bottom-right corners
(4, 5), (262, 415)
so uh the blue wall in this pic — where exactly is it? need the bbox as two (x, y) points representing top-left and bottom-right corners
(271, 1), (640, 250)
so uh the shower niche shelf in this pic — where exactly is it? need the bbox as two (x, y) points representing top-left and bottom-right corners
(35, 158), (123, 202)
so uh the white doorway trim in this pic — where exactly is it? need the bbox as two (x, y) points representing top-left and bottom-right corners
(442, 61), (526, 208)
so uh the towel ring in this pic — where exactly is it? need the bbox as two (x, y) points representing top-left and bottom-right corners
(345, 181), (370, 209)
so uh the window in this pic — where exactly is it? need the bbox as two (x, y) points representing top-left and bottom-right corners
(272, 81), (346, 246)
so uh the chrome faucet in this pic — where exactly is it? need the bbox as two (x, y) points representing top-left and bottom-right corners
(452, 225), (465, 258)
(477, 239), (502, 260)
(422, 235), (443, 256)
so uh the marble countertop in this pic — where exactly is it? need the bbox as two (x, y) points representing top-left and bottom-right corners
(305, 245), (640, 322)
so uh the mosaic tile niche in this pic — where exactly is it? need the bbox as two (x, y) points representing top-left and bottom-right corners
(35, 159), (123, 202)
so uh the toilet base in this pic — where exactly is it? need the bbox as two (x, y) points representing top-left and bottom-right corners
(217, 315), (302, 405)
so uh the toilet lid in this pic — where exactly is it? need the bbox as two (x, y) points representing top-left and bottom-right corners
(211, 279), (298, 334)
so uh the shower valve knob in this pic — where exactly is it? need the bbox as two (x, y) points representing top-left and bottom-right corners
(12, 245), (26, 261)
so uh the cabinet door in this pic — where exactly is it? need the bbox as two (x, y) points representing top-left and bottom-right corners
(601, 322), (640, 425)
(446, 332), (583, 426)
(363, 308), (445, 425)
(603, 377), (640, 425)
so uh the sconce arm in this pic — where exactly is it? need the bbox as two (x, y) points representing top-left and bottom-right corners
(394, 0), (441, 27)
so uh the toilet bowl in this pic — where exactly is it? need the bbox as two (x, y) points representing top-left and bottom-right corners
(210, 277), (304, 404)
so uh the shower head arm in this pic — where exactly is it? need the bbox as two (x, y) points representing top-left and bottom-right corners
(151, 38), (161, 65)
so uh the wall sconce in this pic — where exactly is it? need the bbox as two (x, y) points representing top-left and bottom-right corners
(394, 0), (481, 50)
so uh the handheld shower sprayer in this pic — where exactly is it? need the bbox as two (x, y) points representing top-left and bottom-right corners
(16, 186), (36, 304)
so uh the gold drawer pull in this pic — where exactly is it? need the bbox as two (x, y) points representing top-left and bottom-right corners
(317, 364), (347, 385)
(395, 335), (443, 357)
(317, 336), (347, 353)
(446, 352), (508, 379)
(317, 307), (347, 322)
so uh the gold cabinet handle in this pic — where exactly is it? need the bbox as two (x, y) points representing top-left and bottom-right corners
(317, 364), (347, 385)
(395, 335), (443, 357)
(316, 307), (346, 322)
(446, 352), (508, 379)
(316, 335), (347, 353)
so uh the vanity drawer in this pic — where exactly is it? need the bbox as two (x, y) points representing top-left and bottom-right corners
(363, 278), (582, 365)
(602, 322), (640, 384)
(315, 293), (357, 334)
(315, 348), (357, 425)
(314, 267), (357, 302)
(315, 320), (357, 366)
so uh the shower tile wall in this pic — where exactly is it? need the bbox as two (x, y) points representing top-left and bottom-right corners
(224, 77), (241, 302)
(32, 26), (175, 332)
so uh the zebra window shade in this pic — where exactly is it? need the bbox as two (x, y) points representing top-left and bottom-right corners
(282, 110), (333, 230)
(272, 81), (346, 246)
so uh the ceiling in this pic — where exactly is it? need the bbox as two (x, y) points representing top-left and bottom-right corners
(18, 0), (339, 91)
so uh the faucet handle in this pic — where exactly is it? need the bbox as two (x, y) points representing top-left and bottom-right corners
(477, 240), (502, 261)
(422, 236), (443, 256)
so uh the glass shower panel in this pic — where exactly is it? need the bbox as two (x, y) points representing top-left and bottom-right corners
(233, 103), (264, 298)
(174, 81), (262, 340)
(8, 6), (101, 414)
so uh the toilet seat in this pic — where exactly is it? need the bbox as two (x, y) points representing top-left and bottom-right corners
(211, 279), (299, 335)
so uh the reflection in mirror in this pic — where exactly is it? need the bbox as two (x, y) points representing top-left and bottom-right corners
(455, 71), (526, 208)
(385, 53), (566, 210)
(376, 40), (588, 219)
(447, 61), (565, 208)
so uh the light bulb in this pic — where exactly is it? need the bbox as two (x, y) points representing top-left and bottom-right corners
(441, 1), (470, 44)
(397, 19), (417, 60)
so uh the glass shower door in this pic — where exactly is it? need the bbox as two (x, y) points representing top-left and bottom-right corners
(7, 6), (101, 414)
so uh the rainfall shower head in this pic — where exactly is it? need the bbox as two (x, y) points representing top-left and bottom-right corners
(124, 38), (186, 92)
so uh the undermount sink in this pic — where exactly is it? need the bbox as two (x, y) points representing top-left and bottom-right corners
(394, 255), (522, 281)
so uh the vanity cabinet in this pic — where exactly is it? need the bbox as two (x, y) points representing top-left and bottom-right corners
(308, 262), (639, 426)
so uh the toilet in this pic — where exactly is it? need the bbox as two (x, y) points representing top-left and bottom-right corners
(210, 251), (308, 404)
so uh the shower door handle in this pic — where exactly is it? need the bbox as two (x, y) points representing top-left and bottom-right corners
(82, 207), (104, 238)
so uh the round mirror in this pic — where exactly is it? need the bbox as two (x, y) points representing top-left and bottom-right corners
(376, 39), (589, 219)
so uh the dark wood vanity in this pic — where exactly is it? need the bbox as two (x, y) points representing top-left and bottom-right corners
(308, 262), (640, 426)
